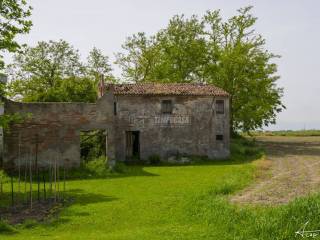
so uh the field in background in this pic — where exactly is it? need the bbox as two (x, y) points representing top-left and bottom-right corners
(250, 129), (320, 137)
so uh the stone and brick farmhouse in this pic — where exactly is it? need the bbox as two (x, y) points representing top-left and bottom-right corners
(1, 83), (230, 168)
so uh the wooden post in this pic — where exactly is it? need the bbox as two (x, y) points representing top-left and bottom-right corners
(43, 171), (46, 201)
(49, 158), (52, 200)
(54, 154), (57, 203)
(35, 134), (40, 202)
(29, 148), (33, 209)
(24, 155), (28, 203)
(10, 173), (14, 207)
(57, 154), (60, 201)
(63, 160), (66, 200)
(18, 133), (21, 200)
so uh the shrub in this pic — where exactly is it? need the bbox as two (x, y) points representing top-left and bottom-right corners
(230, 140), (246, 155)
(148, 155), (161, 165)
(0, 221), (16, 234)
(86, 156), (108, 177)
(112, 161), (127, 173)
(231, 137), (263, 158)
(22, 219), (38, 229)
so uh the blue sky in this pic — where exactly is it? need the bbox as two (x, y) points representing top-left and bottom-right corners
(4, 0), (320, 130)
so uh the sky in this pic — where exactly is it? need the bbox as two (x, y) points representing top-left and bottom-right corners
(4, 0), (320, 130)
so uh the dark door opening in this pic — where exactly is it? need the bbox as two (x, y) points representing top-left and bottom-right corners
(126, 131), (140, 161)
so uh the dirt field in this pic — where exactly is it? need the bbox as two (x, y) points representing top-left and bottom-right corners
(231, 136), (320, 204)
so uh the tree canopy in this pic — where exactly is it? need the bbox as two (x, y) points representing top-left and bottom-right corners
(116, 6), (285, 132)
(87, 47), (115, 83)
(0, 0), (32, 71)
(0, 0), (32, 129)
(7, 40), (114, 102)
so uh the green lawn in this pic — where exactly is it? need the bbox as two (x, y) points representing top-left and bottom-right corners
(1, 160), (256, 239)
(2, 139), (320, 239)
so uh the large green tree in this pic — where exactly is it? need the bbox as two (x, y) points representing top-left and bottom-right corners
(0, 0), (32, 71)
(7, 40), (114, 103)
(116, 16), (207, 83)
(0, 0), (32, 128)
(87, 47), (115, 83)
(116, 32), (163, 82)
(7, 40), (84, 87)
(116, 6), (284, 132)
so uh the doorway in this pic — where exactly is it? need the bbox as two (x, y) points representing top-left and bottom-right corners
(80, 130), (106, 163)
(126, 131), (140, 161)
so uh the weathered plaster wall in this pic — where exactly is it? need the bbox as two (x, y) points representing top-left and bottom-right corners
(114, 95), (230, 162)
(3, 93), (115, 169)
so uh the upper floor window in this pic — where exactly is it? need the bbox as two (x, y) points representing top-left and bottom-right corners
(161, 100), (173, 114)
(216, 100), (224, 114)
(114, 102), (117, 115)
(216, 134), (224, 141)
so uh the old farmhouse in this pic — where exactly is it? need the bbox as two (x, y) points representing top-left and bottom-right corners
(1, 83), (230, 169)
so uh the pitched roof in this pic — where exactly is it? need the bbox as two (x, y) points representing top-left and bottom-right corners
(106, 83), (229, 97)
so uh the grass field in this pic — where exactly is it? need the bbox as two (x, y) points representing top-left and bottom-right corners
(1, 137), (320, 239)
(249, 129), (320, 137)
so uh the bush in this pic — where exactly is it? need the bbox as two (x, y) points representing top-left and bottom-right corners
(86, 156), (108, 177)
(231, 141), (246, 155)
(22, 219), (38, 229)
(230, 136), (264, 162)
(148, 155), (161, 165)
(0, 170), (9, 181)
(68, 157), (130, 179)
(112, 161), (127, 173)
(0, 221), (16, 234)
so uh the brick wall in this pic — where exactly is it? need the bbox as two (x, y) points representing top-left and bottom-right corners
(3, 97), (115, 169)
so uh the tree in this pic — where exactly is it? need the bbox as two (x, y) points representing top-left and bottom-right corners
(115, 32), (159, 82)
(8, 77), (97, 103)
(6, 40), (110, 102)
(0, 0), (32, 71)
(116, 6), (285, 132)
(153, 15), (207, 83)
(0, 74), (26, 129)
(7, 40), (84, 88)
(7, 39), (81, 101)
(116, 16), (207, 83)
(0, 0), (32, 129)
(203, 6), (284, 132)
(87, 47), (115, 83)
(58, 77), (98, 103)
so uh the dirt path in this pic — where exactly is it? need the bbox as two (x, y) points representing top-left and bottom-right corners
(231, 136), (320, 204)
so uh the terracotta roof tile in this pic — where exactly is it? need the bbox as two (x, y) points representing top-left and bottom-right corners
(106, 83), (229, 97)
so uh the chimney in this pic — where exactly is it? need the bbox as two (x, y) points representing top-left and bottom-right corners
(98, 74), (105, 98)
